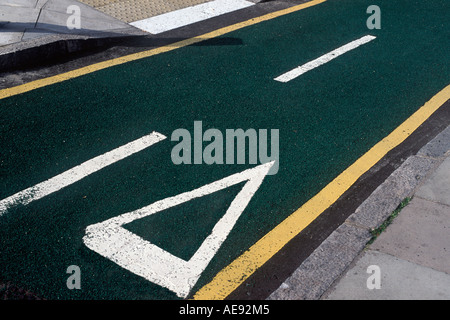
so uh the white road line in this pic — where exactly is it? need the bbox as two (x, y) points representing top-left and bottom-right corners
(83, 161), (274, 298)
(274, 35), (377, 83)
(130, 0), (255, 34)
(0, 132), (167, 216)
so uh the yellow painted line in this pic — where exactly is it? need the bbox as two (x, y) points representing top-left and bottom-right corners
(0, 0), (327, 101)
(193, 84), (450, 300)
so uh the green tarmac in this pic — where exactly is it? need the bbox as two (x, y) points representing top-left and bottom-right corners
(0, 0), (449, 299)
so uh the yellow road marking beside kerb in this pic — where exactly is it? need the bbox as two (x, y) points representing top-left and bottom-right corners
(0, 0), (327, 101)
(193, 84), (450, 300)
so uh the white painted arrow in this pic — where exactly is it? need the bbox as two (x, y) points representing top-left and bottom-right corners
(83, 161), (274, 298)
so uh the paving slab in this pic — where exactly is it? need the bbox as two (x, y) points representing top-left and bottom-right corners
(0, 0), (39, 8)
(415, 156), (450, 206)
(324, 250), (450, 300)
(0, 0), (145, 71)
(0, 30), (25, 46)
(36, 5), (131, 34)
(371, 197), (450, 274)
(0, 0), (143, 47)
(0, 5), (41, 26)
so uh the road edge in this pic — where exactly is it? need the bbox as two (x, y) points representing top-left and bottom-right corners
(268, 124), (450, 300)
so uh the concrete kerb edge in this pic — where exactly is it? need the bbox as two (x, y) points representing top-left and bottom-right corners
(268, 125), (450, 300)
(0, 0), (149, 72)
(0, 28), (145, 72)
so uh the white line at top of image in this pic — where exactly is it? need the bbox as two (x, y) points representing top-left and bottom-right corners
(130, 0), (255, 34)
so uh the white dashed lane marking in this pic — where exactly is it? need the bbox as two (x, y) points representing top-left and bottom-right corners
(274, 35), (376, 83)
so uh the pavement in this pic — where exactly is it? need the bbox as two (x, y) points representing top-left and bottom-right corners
(0, 0), (145, 71)
(1, 0), (449, 301)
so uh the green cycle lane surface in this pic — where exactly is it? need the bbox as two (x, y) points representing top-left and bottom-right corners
(1, 0), (449, 299)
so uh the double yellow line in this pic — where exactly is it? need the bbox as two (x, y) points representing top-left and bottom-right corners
(1, 0), (449, 301)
